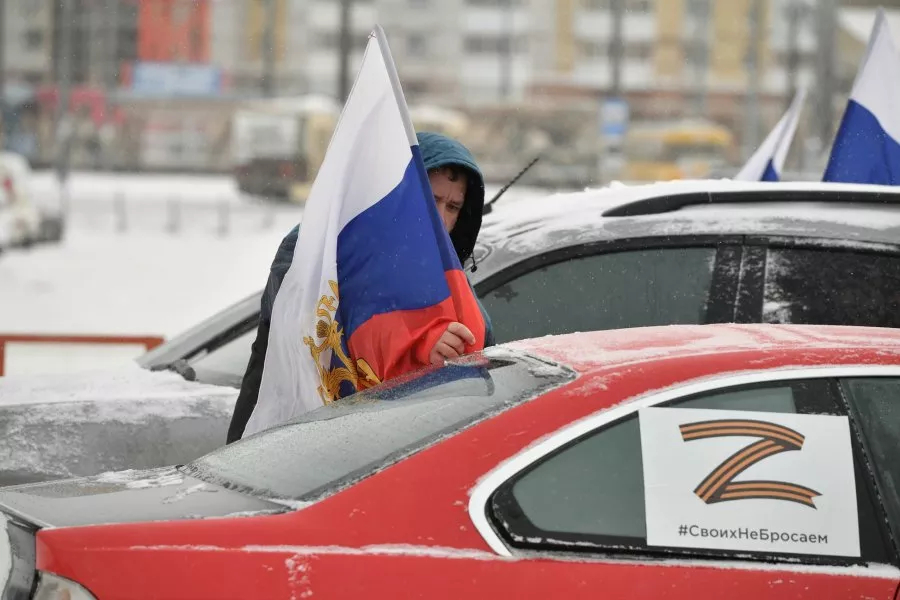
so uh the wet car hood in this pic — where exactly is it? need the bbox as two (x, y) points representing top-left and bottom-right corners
(0, 467), (286, 528)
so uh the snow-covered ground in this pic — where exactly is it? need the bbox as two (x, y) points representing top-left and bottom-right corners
(0, 172), (552, 375)
(3, 174), (302, 338)
(0, 228), (293, 338)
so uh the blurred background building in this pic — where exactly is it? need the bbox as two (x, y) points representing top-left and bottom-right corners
(0, 0), (897, 188)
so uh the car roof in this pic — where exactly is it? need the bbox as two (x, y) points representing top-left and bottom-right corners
(507, 323), (900, 375)
(473, 180), (900, 279)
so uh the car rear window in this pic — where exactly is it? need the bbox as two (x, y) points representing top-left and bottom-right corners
(763, 248), (900, 328)
(182, 349), (574, 501)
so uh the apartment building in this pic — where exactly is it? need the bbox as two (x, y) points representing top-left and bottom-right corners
(211, 0), (541, 102)
(4, 0), (54, 85)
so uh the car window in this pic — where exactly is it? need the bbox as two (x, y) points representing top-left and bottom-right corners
(183, 350), (574, 501)
(480, 247), (717, 344)
(501, 383), (799, 541)
(841, 378), (900, 542)
(188, 329), (256, 388)
(763, 248), (900, 328)
(491, 380), (891, 563)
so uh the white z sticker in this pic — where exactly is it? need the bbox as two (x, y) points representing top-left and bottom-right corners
(639, 407), (860, 557)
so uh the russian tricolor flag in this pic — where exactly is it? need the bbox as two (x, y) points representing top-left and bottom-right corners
(735, 87), (806, 182)
(824, 9), (900, 185)
(244, 27), (486, 437)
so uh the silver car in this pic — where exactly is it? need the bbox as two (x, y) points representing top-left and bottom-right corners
(3, 179), (900, 486)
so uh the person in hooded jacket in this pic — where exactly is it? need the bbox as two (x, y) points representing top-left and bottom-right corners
(226, 132), (494, 443)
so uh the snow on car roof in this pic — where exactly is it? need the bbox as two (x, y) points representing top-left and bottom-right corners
(0, 363), (237, 410)
(504, 178), (900, 210)
(479, 179), (900, 255)
(507, 323), (900, 375)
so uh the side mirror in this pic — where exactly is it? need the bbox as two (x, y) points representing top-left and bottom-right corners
(151, 359), (197, 382)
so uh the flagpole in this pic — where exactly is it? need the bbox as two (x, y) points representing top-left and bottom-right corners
(372, 24), (440, 211)
(373, 25), (418, 148)
(776, 87), (806, 152)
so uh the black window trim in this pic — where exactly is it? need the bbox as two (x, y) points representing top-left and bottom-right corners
(468, 365), (900, 569)
(473, 234), (744, 327)
(836, 376), (900, 563)
(706, 244), (743, 323)
(734, 244), (766, 323)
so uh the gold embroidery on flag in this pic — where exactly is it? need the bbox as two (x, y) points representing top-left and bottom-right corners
(304, 280), (381, 403)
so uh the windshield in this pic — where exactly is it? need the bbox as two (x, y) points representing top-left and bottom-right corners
(183, 349), (573, 501)
(136, 291), (261, 370)
(186, 328), (257, 388)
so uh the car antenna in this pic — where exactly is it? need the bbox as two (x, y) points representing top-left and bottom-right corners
(482, 155), (540, 216)
(470, 155), (540, 274)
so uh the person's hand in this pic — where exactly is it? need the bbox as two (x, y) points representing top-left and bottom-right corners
(429, 322), (476, 366)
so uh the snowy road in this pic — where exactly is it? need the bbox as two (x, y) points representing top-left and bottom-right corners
(2, 172), (303, 341)
(0, 228), (291, 338)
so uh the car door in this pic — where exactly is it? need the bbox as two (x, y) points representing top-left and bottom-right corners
(468, 374), (899, 599)
(841, 376), (900, 567)
(475, 238), (743, 345)
(738, 238), (900, 328)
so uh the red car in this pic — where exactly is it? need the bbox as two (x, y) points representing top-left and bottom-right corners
(3, 324), (900, 599)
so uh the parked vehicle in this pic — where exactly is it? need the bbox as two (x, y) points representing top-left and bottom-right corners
(232, 99), (474, 203)
(141, 179), (900, 386)
(4, 179), (900, 486)
(4, 324), (900, 599)
(138, 291), (260, 388)
(464, 100), (602, 188)
(622, 119), (738, 182)
(0, 152), (41, 250)
(0, 366), (236, 487)
(409, 104), (470, 139)
(231, 95), (340, 202)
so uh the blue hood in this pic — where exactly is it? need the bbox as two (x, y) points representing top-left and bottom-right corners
(417, 131), (485, 264)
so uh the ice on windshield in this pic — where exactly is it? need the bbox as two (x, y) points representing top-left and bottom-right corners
(184, 350), (574, 502)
